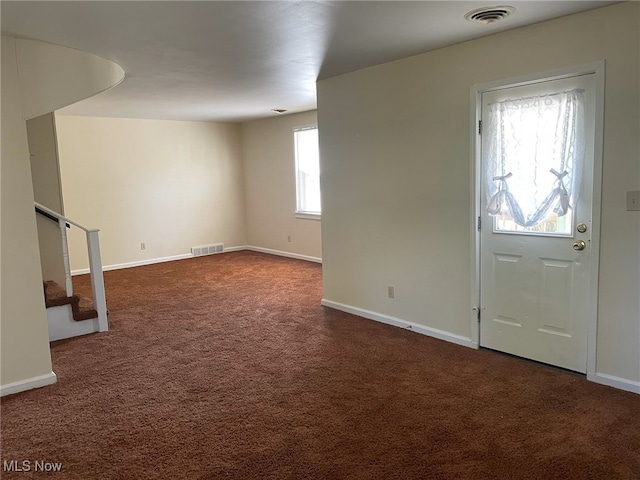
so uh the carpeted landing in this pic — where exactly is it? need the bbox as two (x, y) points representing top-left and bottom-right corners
(1, 251), (638, 479)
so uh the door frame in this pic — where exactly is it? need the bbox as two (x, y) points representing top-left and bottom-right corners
(469, 61), (605, 376)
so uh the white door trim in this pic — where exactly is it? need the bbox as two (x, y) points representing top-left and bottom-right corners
(470, 61), (605, 377)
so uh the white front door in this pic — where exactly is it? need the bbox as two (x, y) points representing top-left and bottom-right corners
(479, 74), (597, 373)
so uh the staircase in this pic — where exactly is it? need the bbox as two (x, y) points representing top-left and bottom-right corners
(35, 202), (109, 341)
(44, 280), (97, 320)
(44, 280), (103, 341)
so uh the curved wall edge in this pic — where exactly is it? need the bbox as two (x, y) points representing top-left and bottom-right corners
(13, 37), (125, 120)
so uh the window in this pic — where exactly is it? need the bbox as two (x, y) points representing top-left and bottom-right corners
(484, 88), (585, 236)
(294, 125), (321, 216)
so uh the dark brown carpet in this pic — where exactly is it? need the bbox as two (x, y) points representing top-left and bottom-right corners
(2, 251), (639, 479)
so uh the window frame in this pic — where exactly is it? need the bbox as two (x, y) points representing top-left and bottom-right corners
(293, 124), (321, 220)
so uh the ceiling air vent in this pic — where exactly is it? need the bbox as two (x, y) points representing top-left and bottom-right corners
(465, 6), (515, 24)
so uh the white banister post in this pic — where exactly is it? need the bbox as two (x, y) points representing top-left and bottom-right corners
(86, 230), (108, 332)
(59, 218), (73, 297)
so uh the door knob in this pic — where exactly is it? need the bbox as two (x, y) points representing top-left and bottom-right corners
(573, 240), (586, 251)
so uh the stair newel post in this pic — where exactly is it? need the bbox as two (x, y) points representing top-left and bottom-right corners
(86, 229), (108, 332)
(59, 218), (73, 297)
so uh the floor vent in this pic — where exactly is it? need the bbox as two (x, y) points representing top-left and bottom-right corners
(191, 243), (224, 257)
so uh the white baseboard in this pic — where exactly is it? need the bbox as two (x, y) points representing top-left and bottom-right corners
(587, 372), (640, 394)
(321, 299), (477, 349)
(71, 253), (194, 275)
(246, 246), (322, 263)
(71, 246), (320, 276)
(320, 300), (640, 395)
(1, 371), (57, 397)
(223, 245), (248, 253)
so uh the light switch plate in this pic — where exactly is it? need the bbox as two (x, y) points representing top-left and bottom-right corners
(627, 191), (640, 211)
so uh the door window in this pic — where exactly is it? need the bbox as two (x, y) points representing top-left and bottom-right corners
(483, 89), (586, 236)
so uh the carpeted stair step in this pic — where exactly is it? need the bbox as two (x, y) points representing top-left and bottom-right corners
(43, 280), (98, 321)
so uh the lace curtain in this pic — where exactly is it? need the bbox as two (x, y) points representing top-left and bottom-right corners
(484, 89), (586, 227)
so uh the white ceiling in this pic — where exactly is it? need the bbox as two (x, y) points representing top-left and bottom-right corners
(1, 1), (619, 123)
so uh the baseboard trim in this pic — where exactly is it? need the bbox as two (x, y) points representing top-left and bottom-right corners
(223, 245), (248, 253)
(246, 246), (322, 264)
(587, 372), (640, 394)
(1, 371), (57, 397)
(71, 246), (320, 275)
(321, 299), (477, 349)
(72, 253), (196, 275)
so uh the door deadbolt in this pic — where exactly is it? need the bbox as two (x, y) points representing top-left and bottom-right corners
(573, 240), (587, 251)
(577, 223), (588, 233)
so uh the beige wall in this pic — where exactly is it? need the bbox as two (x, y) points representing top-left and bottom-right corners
(318, 3), (639, 384)
(15, 38), (124, 121)
(1, 35), (124, 394)
(242, 111), (322, 260)
(1, 37), (54, 389)
(55, 116), (247, 271)
(28, 113), (67, 286)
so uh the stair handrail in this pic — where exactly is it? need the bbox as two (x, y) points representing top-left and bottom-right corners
(34, 202), (99, 232)
(34, 201), (108, 333)
(35, 205), (71, 228)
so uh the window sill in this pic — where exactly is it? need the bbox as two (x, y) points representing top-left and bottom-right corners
(295, 212), (321, 221)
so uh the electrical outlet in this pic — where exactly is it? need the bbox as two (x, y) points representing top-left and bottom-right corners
(627, 191), (640, 211)
(140, 242), (146, 250)
(388, 286), (395, 299)
(287, 235), (292, 243)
